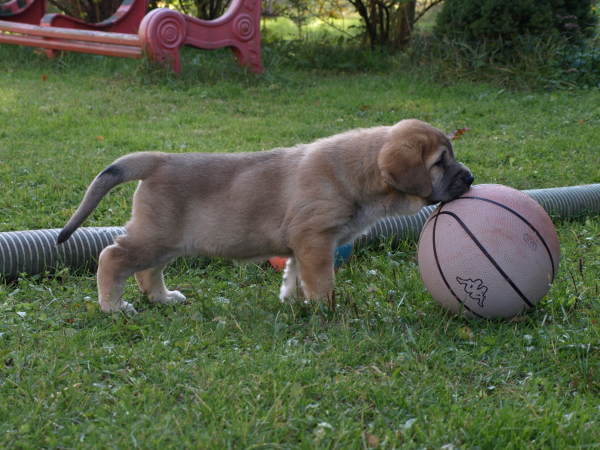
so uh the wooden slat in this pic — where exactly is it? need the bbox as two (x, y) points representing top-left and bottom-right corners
(0, 19), (140, 46)
(0, 33), (143, 58)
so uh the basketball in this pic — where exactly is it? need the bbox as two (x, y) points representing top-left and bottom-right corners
(417, 184), (560, 319)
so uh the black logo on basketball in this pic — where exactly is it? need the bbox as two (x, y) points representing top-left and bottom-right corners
(456, 277), (488, 308)
(522, 232), (538, 251)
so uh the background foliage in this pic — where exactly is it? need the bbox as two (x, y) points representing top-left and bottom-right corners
(435, 0), (599, 41)
(36, 0), (600, 88)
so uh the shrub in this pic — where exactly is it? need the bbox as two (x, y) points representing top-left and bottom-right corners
(434, 0), (598, 41)
(408, 31), (600, 90)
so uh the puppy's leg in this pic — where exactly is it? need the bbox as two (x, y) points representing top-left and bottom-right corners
(135, 265), (186, 305)
(294, 247), (335, 304)
(280, 257), (305, 301)
(97, 244), (138, 314)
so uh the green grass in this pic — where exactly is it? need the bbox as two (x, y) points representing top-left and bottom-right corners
(0, 42), (599, 448)
(262, 16), (364, 42)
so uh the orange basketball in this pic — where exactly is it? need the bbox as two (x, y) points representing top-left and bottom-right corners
(417, 184), (560, 319)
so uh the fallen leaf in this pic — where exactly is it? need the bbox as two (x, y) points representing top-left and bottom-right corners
(448, 127), (470, 140)
(458, 326), (475, 341)
(365, 432), (380, 448)
(42, 75), (48, 82)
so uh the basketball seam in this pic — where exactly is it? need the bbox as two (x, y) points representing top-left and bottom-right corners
(431, 209), (486, 318)
(436, 209), (536, 309)
(455, 196), (557, 281)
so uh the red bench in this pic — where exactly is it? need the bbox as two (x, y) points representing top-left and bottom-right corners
(0, 0), (262, 73)
(0, 0), (46, 25)
(41, 0), (149, 34)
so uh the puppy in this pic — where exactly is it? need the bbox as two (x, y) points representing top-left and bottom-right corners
(57, 119), (473, 313)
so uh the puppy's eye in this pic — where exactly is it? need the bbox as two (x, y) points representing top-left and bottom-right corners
(434, 155), (446, 167)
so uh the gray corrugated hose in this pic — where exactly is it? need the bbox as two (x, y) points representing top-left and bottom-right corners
(358, 184), (600, 247)
(0, 227), (125, 282)
(1, 185), (599, 281)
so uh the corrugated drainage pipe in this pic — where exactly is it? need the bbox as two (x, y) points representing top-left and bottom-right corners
(1, 184), (599, 282)
(0, 227), (125, 282)
(358, 183), (600, 247)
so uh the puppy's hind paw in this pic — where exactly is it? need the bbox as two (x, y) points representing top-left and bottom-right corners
(122, 302), (139, 315)
(100, 300), (138, 315)
(158, 290), (187, 305)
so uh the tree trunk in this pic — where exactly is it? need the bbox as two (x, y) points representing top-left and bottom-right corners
(396, 1), (416, 50)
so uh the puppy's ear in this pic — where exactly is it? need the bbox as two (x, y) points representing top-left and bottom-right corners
(377, 141), (433, 198)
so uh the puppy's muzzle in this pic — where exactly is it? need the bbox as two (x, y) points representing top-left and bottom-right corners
(462, 172), (475, 187)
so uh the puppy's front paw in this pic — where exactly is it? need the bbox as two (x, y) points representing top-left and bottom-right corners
(122, 302), (138, 315)
(280, 282), (307, 304)
(280, 258), (305, 301)
(280, 283), (301, 302)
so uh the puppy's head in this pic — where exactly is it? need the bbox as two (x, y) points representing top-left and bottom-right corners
(377, 119), (474, 203)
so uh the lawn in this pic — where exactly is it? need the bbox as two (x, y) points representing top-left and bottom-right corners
(0, 40), (599, 448)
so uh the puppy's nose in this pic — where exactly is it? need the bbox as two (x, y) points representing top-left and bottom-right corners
(463, 173), (474, 187)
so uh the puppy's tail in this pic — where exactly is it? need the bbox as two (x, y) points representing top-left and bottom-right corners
(57, 152), (166, 245)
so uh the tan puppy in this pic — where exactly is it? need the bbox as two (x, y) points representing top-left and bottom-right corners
(58, 119), (474, 313)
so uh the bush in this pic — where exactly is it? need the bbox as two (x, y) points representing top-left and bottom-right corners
(434, 0), (598, 41)
(408, 31), (600, 90)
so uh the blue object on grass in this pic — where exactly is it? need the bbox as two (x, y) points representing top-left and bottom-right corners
(334, 242), (354, 268)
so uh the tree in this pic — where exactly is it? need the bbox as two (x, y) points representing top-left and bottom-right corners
(348, 0), (443, 49)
